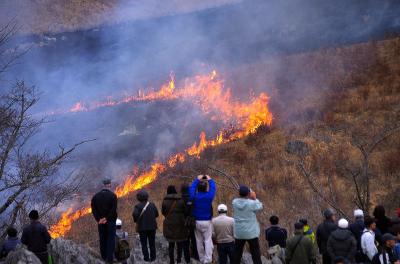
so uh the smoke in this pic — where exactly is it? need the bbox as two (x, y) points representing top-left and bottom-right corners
(1, 0), (399, 196)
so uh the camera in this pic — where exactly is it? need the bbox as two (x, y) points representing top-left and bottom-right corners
(202, 175), (208, 180)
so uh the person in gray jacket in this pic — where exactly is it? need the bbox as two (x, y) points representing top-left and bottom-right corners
(212, 204), (235, 264)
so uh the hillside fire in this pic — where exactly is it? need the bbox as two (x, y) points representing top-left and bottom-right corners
(49, 71), (273, 238)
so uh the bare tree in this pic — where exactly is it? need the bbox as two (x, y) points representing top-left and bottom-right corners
(0, 21), (92, 235)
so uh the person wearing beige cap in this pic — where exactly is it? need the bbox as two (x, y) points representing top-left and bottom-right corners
(327, 218), (357, 263)
(212, 204), (235, 264)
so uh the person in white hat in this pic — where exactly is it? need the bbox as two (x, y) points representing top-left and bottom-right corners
(212, 204), (235, 264)
(327, 218), (357, 263)
(349, 209), (365, 262)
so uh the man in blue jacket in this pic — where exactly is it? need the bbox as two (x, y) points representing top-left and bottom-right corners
(189, 175), (216, 264)
(232, 185), (263, 264)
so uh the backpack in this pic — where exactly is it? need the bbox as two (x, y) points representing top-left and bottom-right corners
(115, 235), (131, 261)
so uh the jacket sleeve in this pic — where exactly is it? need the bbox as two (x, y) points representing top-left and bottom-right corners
(349, 235), (357, 260)
(316, 225), (322, 252)
(285, 240), (293, 263)
(153, 203), (159, 218)
(364, 233), (378, 260)
(42, 226), (51, 243)
(106, 193), (118, 220)
(91, 196), (100, 222)
(206, 179), (216, 200)
(248, 199), (263, 212)
(21, 229), (28, 245)
(161, 200), (168, 216)
(326, 236), (334, 259)
(132, 205), (140, 223)
(308, 239), (317, 264)
(189, 179), (199, 199)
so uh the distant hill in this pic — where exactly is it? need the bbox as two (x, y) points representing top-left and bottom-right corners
(0, 0), (239, 34)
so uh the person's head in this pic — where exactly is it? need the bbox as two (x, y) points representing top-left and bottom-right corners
(294, 222), (304, 233)
(102, 178), (112, 189)
(323, 208), (336, 221)
(338, 218), (349, 229)
(239, 185), (250, 198)
(269, 215), (279, 225)
(116, 219), (122, 230)
(6, 227), (17, 238)
(299, 218), (308, 226)
(167, 185), (177, 195)
(136, 189), (149, 202)
(373, 205), (386, 219)
(364, 215), (376, 230)
(333, 256), (346, 264)
(180, 184), (189, 195)
(382, 233), (397, 248)
(354, 209), (364, 220)
(28, 210), (39, 221)
(197, 181), (208, 193)
(217, 204), (228, 214)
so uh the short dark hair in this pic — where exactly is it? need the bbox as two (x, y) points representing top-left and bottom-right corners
(7, 227), (17, 238)
(28, 210), (39, 220)
(364, 215), (376, 228)
(269, 215), (279, 225)
(197, 181), (208, 192)
(299, 218), (308, 225)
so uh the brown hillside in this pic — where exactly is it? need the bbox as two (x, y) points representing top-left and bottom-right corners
(67, 37), (400, 251)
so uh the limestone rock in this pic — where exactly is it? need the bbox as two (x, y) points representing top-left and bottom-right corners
(4, 246), (41, 264)
(49, 238), (104, 264)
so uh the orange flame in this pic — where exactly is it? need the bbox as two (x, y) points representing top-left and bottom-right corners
(49, 71), (272, 238)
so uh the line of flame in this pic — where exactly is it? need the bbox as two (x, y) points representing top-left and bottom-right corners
(49, 71), (272, 238)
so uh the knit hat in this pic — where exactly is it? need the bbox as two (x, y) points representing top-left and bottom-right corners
(338, 218), (349, 229)
(167, 185), (177, 194)
(102, 178), (111, 185)
(323, 208), (335, 218)
(382, 233), (396, 243)
(354, 209), (364, 218)
(294, 222), (304, 230)
(217, 204), (228, 213)
(239, 185), (250, 197)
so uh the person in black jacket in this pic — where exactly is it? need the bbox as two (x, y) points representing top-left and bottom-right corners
(327, 218), (357, 263)
(349, 209), (366, 262)
(373, 205), (392, 244)
(132, 189), (159, 262)
(21, 210), (51, 264)
(265, 215), (288, 248)
(317, 208), (338, 264)
(180, 184), (199, 261)
(91, 178), (118, 263)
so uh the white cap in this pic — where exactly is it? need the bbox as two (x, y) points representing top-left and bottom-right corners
(116, 218), (122, 226)
(338, 218), (349, 229)
(354, 209), (364, 217)
(217, 204), (228, 212)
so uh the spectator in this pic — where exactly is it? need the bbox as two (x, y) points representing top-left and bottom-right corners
(361, 216), (378, 262)
(372, 233), (399, 264)
(285, 222), (316, 264)
(21, 210), (51, 264)
(0, 227), (20, 258)
(212, 204), (235, 264)
(265, 215), (288, 248)
(299, 218), (316, 244)
(350, 209), (366, 263)
(232, 185), (263, 264)
(189, 175), (216, 264)
(162, 185), (190, 264)
(180, 184), (198, 261)
(390, 208), (400, 237)
(114, 219), (130, 263)
(91, 178), (118, 264)
(316, 208), (338, 264)
(327, 218), (357, 263)
(133, 189), (159, 262)
(373, 205), (392, 244)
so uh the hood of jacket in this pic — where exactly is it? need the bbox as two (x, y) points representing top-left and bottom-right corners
(331, 228), (353, 241)
(233, 198), (250, 210)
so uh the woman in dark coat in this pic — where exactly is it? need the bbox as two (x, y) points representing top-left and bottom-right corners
(162, 185), (190, 264)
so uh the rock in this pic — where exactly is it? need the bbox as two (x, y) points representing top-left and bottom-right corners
(4, 246), (41, 264)
(49, 238), (104, 264)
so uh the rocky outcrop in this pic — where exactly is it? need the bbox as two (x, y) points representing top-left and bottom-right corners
(5, 235), (271, 263)
(4, 246), (41, 264)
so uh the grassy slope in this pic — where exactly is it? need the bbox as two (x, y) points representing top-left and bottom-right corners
(0, 0), (238, 34)
(68, 37), (400, 249)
